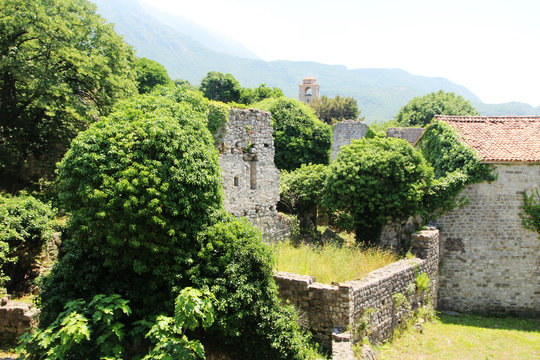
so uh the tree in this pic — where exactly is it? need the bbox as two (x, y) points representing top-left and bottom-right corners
(39, 92), (315, 359)
(239, 84), (284, 105)
(199, 71), (241, 103)
(134, 57), (172, 94)
(256, 98), (332, 171)
(394, 90), (479, 127)
(0, 0), (137, 191)
(310, 95), (361, 124)
(323, 137), (433, 244)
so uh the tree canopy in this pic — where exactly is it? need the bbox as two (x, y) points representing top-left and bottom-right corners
(239, 84), (284, 105)
(394, 90), (479, 127)
(255, 98), (332, 171)
(310, 95), (361, 124)
(323, 137), (433, 244)
(0, 0), (137, 191)
(134, 57), (172, 94)
(199, 71), (241, 103)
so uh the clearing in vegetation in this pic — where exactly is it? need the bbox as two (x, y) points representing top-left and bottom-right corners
(272, 241), (398, 284)
(376, 313), (540, 360)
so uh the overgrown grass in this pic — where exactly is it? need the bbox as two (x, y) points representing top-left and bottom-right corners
(272, 241), (398, 284)
(376, 313), (540, 360)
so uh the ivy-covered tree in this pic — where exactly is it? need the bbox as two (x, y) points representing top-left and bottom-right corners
(310, 95), (362, 124)
(39, 92), (315, 359)
(256, 98), (332, 171)
(323, 137), (433, 244)
(0, 0), (137, 191)
(134, 57), (172, 94)
(395, 90), (479, 127)
(418, 120), (496, 219)
(199, 71), (241, 103)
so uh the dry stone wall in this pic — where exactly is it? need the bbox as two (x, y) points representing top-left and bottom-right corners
(217, 108), (290, 241)
(436, 164), (540, 315)
(0, 297), (39, 344)
(274, 229), (439, 350)
(331, 121), (368, 161)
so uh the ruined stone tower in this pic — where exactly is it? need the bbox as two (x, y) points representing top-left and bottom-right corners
(298, 77), (320, 104)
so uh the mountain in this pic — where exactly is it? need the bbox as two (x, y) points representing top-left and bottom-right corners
(91, 0), (540, 122)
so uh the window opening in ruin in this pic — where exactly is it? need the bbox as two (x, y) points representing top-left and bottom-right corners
(234, 176), (239, 187)
(250, 161), (257, 190)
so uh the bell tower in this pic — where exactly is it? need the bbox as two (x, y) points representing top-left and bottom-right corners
(299, 77), (320, 103)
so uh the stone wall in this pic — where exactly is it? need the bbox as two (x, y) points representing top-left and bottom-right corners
(274, 229), (439, 350)
(217, 108), (290, 241)
(331, 121), (368, 161)
(0, 297), (39, 344)
(386, 127), (424, 145)
(436, 164), (540, 315)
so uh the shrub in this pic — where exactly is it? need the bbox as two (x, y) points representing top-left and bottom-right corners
(323, 137), (433, 244)
(521, 188), (540, 234)
(0, 193), (56, 293)
(255, 98), (332, 171)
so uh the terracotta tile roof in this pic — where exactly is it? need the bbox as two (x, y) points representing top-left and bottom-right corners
(434, 116), (540, 163)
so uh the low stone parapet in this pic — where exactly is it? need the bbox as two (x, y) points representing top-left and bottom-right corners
(0, 298), (39, 345)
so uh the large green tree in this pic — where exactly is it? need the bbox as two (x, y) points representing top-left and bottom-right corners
(134, 57), (172, 94)
(0, 0), (137, 191)
(256, 98), (332, 171)
(323, 137), (433, 244)
(199, 71), (241, 103)
(310, 95), (361, 124)
(394, 90), (479, 127)
(239, 83), (284, 105)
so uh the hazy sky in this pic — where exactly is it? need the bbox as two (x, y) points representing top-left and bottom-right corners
(146, 0), (539, 106)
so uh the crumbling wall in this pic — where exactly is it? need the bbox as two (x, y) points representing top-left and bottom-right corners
(217, 108), (290, 241)
(331, 121), (368, 161)
(274, 229), (439, 350)
(0, 297), (39, 344)
(436, 164), (540, 315)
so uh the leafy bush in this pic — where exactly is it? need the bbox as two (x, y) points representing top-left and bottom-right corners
(199, 71), (241, 103)
(280, 164), (329, 231)
(323, 137), (433, 244)
(310, 95), (362, 124)
(521, 188), (540, 234)
(255, 98), (332, 171)
(415, 273), (430, 292)
(134, 57), (173, 94)
(39, 92), (316, 359)
(239, 84), (284, 105)
(419, 120), (495, 219)
(20, 289), (215, 360)
(0, 193), (56, 293)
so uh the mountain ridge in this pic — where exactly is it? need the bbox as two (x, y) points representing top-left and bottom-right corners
(91, 0), (540, 122)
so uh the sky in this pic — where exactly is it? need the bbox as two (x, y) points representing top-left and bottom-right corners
(145, 0), (540, 106)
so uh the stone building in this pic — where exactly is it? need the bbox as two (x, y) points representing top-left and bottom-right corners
(428, 115), (540, 315)
(216, 108), (289, 241)
(298, 77), (320, 104)
(386, 127), (424, 145)
(331, 120), (368, 161)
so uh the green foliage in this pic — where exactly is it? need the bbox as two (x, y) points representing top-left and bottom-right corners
(19, 294), (132, 359)
(207, 101), (231, 136)
(310, 95), (362, 124)
(0, 193), (56, 293)
(239, 84), (284, 105)
(415, 273), (430, 292)
(0, 0), (137, 191)
(392, 292), (409, 309)
(520, 188), (540, 234)
(199, 71), (241, 103)
(134, 57), (173, 94)
(395, 90), (479, 127)
(323, 137), (433, 244)
(188, 213), (315, 359)
(20, 289), (215, 360)
(280, 164), (328, 232)
(419, 121), (495, 218)
(256, 98), (332, 171)
(39, 92), (316, 359)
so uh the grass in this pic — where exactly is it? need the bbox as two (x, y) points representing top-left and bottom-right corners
(375, 313), (540, 360)
(272, 240), (398, 284)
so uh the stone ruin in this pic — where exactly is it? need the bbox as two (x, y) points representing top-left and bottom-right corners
(216, 108), (290, 241)
(331, 120), (369, 161)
